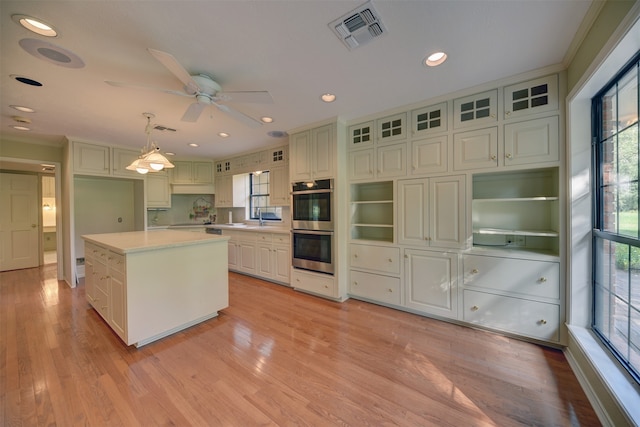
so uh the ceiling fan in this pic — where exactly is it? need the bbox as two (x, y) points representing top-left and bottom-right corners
(106, 48), (273, 127)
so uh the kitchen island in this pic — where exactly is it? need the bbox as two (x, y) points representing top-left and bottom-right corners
(82, 230), (229, 347)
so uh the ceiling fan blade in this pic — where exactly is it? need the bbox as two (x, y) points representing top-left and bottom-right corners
(214, 104), (262, 128)
(181, 102), (206, 122)
(148, 48), (200, 94)
(218, 90), (273, 104)
(105, 80), (191, 97)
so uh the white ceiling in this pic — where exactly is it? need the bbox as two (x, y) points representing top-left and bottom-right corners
(1, 0), (594, 160)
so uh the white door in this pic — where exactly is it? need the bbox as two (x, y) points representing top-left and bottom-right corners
(0, 173), (39, 271)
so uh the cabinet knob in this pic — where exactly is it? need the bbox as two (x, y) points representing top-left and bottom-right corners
(404, 254), (408, 258)
(353, 281), (358, 286)
(324, 285), (329, 289)
(471, 305), (479, 311)
(387, 288), (393, 293)
(354, 254), (358, 258)
(296, 278), (300, 282)
(388, 258), (393, 262)
(506, 153), (513, 159)
(491, 155), (497, 160)
(424, 237), (431, 241)
(539, 277), (547, 283)
(539, 319), (547, 325)
(506, 111), (511, 116)
(471, 268), (479, 274)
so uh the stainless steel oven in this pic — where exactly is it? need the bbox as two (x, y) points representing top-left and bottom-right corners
(291, 229), (334, 275)
(291, 179), (334, 231)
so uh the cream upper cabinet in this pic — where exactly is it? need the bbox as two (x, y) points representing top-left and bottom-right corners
(503, 116), (559, 166)
(112, 148), (141, 178)
(214, 175), (234, 208)
(453, 127), (498, 171)
(376, 113), (407, 144)
(146, 172), (171, 208)
(453, 90), (497, 129)
(504, 75), (558, 120)
(410, 135), (448, 175)
(172, 161), (213, 184)
(397, 175), (466, 249)
(269, 166), (290, 206)
(348, 143), (406, 181)
(73, 142), (110, 176)
(411, 102), (448, 137)
(289, 124), (335, 182)
(348, 121), (374, 149)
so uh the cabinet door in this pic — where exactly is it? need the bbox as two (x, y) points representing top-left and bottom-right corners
(504, 75), (558, 119)
(269, 166), (290, 206)
(348, 122), (374, 148)
(411, 102), (448, 137)
(228, 240), (239, 270)
(348, 149), (375, 181)
(257, 244), (274, 278)
(290, 131), (312, 182)
(429, 175), (465, 248)
(109, 270), (127, 341)
(397, 178), (428, 246)
(453, 127), (498, 171)
(172, 161), (193, 183)
(411, 135), (447, 175)
(112, 148), (141, 178)
(146, 173), (171, 208)
(73, 142), (110, 175)
(193, 162), (213, 184)
(504, 116), (559, 166)
(453, 90), (497, 129)
(377, 143), (406, 178)
(404, 249), (458, 319)
(376, 113), (407, 144)
(273, 244), (290, 284)
(238, 242), (256, 274)
(215, 175), (233, 207)
(312, 124), (334, 179)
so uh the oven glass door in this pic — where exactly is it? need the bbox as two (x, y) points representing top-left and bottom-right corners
(292, 191), (332, 230)
(292, 230), (334, 275)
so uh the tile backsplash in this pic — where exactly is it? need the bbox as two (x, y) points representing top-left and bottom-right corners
(147, 194), (215, 226)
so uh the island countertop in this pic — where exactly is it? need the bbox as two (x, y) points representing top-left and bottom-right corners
(82, 230), (229, 254)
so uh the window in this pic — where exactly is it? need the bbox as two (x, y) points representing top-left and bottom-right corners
(593, 52), (640, 384)
(249, 171), (281, 221)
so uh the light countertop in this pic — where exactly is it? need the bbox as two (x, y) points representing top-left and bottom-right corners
(82, 230), (229, 254)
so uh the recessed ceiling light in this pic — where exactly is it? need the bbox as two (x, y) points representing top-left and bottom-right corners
(12, 14), (58, 37)
(11, 74), (43, 87)
(260, 116), (273, 124)
(424, 51), (447, 67)
(188, 143), (199, 147)
(11, 125), (30, 131)
(218, 132), (229, 138)
(321, 93), (336, 103)
(10, 105), (35, 113)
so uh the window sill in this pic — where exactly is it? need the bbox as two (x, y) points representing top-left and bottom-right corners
(566, 325), (640, 426)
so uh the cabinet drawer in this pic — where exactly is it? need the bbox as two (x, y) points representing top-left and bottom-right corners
(108, 252), (126, 273)
(291, 269), (336, 298)
(350, 244), (400, 275)
(272, 233), (290, 245)
(463, 290), (559, 342)
(256, 233), (272, 243)
(463, 255), (559, 300)
(94, 262), (109, 294)
(237, 231), (257, 242)
(93, 287), (109, 322)
(85, 242), (100, 260)
(350, 270), (400, 305)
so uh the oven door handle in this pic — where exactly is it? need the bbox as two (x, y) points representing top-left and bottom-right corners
(291, 189), (333, 195)
(292, 229), (334, 236)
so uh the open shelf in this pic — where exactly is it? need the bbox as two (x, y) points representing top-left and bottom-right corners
(350, 181), (394, 243)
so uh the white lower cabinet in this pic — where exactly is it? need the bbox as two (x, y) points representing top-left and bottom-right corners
(462, 254), (561, 342)
(350, 270), (401, 305)
(291, 268), (337, 299)
(404, 249), (458, 319)
(227, 230), (290, 285)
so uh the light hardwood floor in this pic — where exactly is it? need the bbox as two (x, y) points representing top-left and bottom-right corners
(1, 265), (600, 426)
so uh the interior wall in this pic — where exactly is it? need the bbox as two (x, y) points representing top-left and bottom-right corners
(73, 176), (136, 258)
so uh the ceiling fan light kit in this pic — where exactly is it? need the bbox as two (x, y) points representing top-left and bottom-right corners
(126, 113), (175, 175)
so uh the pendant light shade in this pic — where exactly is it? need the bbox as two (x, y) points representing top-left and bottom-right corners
(126, 113), (174, 174)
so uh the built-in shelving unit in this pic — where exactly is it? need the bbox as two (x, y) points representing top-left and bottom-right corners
(472, 167), (559, 255)
(350, 181), (394, 242)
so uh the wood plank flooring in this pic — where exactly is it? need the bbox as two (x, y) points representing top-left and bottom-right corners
(1, 265), (601, 426)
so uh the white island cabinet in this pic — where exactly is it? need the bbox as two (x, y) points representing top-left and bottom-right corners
(82, 230), (229, 347)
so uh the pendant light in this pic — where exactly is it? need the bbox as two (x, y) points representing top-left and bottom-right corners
(126, 113), (175, 174)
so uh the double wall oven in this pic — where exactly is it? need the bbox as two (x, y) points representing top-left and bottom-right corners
(291, 179), (334, 275)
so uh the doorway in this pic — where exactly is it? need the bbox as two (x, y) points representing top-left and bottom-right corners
(42, 174), (57, 265)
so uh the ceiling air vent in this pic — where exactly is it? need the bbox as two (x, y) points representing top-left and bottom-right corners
(329, 1), (386, 50)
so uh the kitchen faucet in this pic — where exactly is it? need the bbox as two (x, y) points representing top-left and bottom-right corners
(258, 208), (264, 226)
